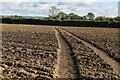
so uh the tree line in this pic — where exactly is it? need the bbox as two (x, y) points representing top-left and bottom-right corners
(47, 6), (120, 22)
(1, 6), (120, 28)
(1, 6), (120, 22)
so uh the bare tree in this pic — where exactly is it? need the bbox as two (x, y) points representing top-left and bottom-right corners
(49, 6), (60, 17)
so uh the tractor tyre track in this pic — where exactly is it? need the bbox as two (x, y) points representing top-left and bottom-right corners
(61, 28), (120, 75)
(53, 27), (80, 79)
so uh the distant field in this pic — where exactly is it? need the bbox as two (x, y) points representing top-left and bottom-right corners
(1, 24), (120, 79)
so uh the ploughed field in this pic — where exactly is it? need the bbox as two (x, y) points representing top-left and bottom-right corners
(1, 24), (120, 79)
(2, 24), (58, 79)
(62, 27), (120, 62)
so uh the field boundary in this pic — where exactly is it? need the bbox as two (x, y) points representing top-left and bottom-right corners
(1, 18), (120, 28)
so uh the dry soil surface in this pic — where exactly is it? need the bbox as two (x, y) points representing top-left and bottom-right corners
(1, 24), (120, 79)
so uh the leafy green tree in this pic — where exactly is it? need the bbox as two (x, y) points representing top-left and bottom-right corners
(87, 13), (95, 19)
(56, 12), (67, 20)
(69, 13), (81, 20)
(114, 16), (120, 21)
(105, 17), (115, 22)
(95, 16), (106, 21)
(82, 16), (87, 19)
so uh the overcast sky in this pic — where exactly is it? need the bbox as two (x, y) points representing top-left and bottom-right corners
(1, 0), (119, 17)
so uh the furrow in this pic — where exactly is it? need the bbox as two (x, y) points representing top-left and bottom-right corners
(62, 29), (120, 75)
(53, 27), (80, 78)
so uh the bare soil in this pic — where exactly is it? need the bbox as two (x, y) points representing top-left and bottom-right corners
(53, 27), (77, 78)
(2, 24), (58, 79)
(1, 24), (120, 79)
(62, 27), (120, 63)
(58, 28), (119, 79)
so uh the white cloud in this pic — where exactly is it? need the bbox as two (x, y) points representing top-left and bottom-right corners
(1, 2), (54, 16)
(56, 2), (118, 17)
(1, 2), (118, 17)
(1, 0), (119, 2)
